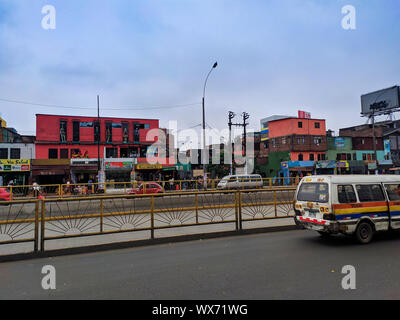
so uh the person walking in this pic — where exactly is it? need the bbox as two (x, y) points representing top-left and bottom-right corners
(32, 181), (40, 199)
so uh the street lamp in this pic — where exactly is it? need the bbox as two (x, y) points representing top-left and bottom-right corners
(202, 62), (218, 188)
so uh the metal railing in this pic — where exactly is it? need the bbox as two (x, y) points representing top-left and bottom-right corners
(5, 177), (299, 200)
(0, 187), (296, 254)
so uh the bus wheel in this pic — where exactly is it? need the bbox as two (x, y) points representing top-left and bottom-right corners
(355, 221), (374, 244)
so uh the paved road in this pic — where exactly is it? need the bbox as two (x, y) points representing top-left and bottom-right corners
(2, 229), (400, 299)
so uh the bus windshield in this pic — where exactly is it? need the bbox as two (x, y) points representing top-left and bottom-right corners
(297, 183), (329, 203)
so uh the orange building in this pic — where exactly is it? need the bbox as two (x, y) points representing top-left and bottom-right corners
(267, 117), (327, 162)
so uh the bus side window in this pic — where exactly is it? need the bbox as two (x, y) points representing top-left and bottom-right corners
(384, 184), (400, 201)
(338, 185), (357, 203)
(356, 184), (385, 202)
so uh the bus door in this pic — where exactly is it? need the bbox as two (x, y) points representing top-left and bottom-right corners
(383, 184), (400, 230)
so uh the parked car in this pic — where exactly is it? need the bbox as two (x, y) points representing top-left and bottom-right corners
(126, 183), (165, 195)
(0, 188), (11, 204)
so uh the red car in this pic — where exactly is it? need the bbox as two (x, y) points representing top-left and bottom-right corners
(127, 183), (165, 195)
(0, 188), (11, 203)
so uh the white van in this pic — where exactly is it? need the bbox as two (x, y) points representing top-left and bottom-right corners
(217, 174), (263, 190)
(294, 175), (400, 244)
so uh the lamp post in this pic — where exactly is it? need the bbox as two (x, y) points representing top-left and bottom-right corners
(202, 62), (218, 189)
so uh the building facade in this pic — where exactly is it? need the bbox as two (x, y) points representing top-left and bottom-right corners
(35, 114), (175, 184)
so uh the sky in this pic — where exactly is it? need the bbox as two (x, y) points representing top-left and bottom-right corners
(0, 0), (400, 148)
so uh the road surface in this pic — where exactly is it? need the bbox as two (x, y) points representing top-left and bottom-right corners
(1, 229), (400, 299)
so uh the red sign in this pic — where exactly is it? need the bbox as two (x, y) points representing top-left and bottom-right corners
(298, 110), (311, 119)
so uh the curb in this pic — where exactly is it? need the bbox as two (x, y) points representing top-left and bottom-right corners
(0, 225), (298, 263)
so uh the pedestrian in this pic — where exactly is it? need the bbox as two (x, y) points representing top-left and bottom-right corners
(32, 181), (40, 198)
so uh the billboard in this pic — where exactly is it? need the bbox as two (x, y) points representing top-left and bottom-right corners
(361, 86), (400, 116)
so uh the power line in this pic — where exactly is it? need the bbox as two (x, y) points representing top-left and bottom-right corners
(0, 98), (201, 111)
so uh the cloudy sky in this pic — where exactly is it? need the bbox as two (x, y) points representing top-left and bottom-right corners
(0, 0), (399, 146)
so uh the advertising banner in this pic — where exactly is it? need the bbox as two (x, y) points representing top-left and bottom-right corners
(334, 137), (345, 148)
(0, 159), (30, 171)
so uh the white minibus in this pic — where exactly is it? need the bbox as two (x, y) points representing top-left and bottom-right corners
(217, 174), (263, 190)
(294, 175), (400, 244)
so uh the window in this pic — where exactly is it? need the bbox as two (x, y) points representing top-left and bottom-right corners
(106, 122), (112, 143)
(60, 149), (68, 159)
(309, 154), (314, 161)
(314, 136), (322, 145)
(0, 148), (8, 159)
(48, 149), (58, 159)
(297, 183), (329, 203)
(362, 153), (367, 161)
(297, 137), (305, 144)
(346, 154), (351, 161)
(353, 154), (356, 160)
(298, 154), (303, 161)
(94, 121), (101, 142)
(356, 184), (385, 202)
(133, 123), (140, 142)
(106, 147), (118, 158)
(321, 154), (326, 160)
(60, 120), (67, 142)
(314, 122), (320, 129)
(298, 122), (303, 128)
(122, 123), (129, 143)
(338, 185), (357, 203)
(144, 124), (150, 129)
(10, 148), (20, 159)
(385, 184), (400, 201)
(317, 154), (321, 161)
(72, 121), (80, 142)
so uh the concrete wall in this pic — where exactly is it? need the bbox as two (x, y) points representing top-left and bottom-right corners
(0, 143), (35, 159)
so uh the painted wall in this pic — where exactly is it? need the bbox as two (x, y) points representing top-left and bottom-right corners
(269, 118), (326, 138)
(355, 150), (385, 161)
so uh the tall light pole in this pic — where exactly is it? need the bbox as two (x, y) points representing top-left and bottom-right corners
(202, 62), (218, 188)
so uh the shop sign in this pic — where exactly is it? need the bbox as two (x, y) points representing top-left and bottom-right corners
(384, 139), (391, 155)
(135, 164), (162, 170)
(337, 161), (349, 168)
(0, 159), (30, 171)
(175, 163), (191, 171)
(368, 162), (377, 170)
(334, 137), (345, 148)
(316, 161), (336, 169)
(105, 162), (133, 169)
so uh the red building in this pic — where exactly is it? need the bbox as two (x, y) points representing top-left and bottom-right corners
(35, 114), (175, 184)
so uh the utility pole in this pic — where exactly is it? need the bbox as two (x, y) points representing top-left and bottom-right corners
(97, 95), (100, 172)
(228, 111), (235, 175)
(242, 112), (250, 174)
(228, 111), (250, 175)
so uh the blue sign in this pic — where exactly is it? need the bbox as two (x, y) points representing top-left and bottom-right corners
(335, 137), (345, 148)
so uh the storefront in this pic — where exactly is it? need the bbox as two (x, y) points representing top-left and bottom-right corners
(70, 159), (99, 184)
(0, 159), (31, 186)
(104, 159), (135, 182)
(315, 160), (336, 175)
(133, 163), (163, 181)
(31, 159), (70, 185)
